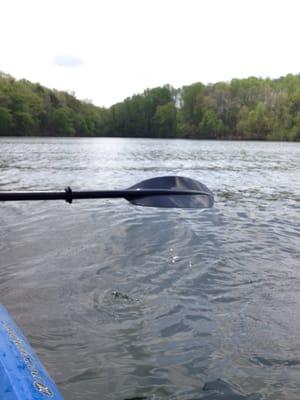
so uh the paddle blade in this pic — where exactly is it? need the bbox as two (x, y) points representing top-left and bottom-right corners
(127, 176), (214, 209)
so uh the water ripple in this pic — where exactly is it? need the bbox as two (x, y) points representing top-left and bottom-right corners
(0, 138), (300, 399)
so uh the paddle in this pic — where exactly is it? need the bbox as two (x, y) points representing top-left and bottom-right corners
(0, 176), (214, 209)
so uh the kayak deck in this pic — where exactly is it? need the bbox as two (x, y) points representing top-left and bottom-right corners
(0, 304), (63, 399)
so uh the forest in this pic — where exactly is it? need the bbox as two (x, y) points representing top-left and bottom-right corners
(1, 71), (300, 141)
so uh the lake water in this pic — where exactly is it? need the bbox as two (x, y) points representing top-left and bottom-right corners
(0, 137), (300, 400)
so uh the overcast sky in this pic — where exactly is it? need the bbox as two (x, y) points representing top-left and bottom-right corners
(1, 0), (300, 107)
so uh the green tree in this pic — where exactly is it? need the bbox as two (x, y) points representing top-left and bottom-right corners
(153, 102), (177, 137)
(180, 83), (204, 130)
(14, 111), (35, 135)
(49, 107), (75, 136)
(1, 70), (300, 140)
(197, 109), (222, 138)
(247, 102), (270, 139)
(0, 107), (14, 134)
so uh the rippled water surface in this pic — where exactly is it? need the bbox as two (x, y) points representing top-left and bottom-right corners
(0, 137), (300, 400)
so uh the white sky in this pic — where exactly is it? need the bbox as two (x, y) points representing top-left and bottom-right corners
(1, 0), (300, 107)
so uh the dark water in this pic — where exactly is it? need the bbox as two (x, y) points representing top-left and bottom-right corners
(0, 137), (300, 400)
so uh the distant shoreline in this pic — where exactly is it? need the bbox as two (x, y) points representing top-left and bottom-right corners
(1, 72), (300, 142)
(1, 135), (299, 143)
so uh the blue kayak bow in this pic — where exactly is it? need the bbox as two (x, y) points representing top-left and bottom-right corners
(0, 305), (63, 400)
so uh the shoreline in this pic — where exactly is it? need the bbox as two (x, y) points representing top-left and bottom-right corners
(0, 135), (299, 143)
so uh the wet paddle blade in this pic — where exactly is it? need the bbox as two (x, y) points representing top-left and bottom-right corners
(126, 176), (214, 208)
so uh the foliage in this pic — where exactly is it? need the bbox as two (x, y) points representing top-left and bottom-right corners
(1, 71), (300, 140)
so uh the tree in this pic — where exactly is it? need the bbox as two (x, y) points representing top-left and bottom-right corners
(48, 107), (75, 136)
(181, 83), (204, 127)
(1, 71), (300, 140)
(246, 102), (270, 139)
(14, 111), (35, 135)
(0, 107), (14, 135)
(153, 102), (177, 137)
(197, 110), (222, 138)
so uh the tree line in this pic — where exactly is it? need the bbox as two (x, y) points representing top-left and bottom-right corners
(1, 71), (300, 140)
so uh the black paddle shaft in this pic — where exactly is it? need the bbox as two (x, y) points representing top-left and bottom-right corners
(0, 177), (214, 208)
(0, 188), (210, 204)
